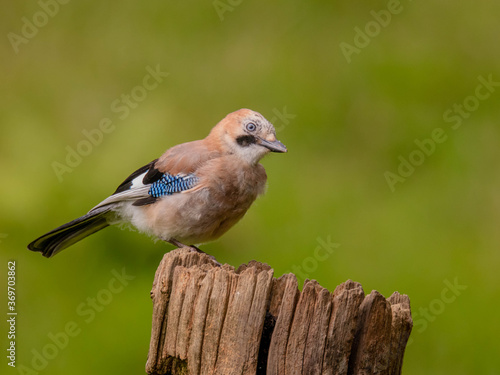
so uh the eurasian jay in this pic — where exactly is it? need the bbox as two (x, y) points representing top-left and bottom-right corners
(28, 109), (287, 258)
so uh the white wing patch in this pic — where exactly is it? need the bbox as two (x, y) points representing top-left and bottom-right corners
(89, 172), (149, 213)
(130, 172), (147, 189)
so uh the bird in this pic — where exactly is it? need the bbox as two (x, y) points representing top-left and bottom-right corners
(28, 108), (287, 258)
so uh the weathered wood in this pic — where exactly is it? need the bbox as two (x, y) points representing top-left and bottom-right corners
(387, 293), (413, 375)
(322, 280), (365, 375)
(347, 291), (393, 375)
(146, 248), (412, 375)
(267, 274), (300, 375)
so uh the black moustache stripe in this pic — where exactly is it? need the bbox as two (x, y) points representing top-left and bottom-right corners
(236, 135), (257, 147)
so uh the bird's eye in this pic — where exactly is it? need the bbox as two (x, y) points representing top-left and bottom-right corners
(246, 123), (257, 132)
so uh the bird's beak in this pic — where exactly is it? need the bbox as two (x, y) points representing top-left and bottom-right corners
(259, 138), (288, 153)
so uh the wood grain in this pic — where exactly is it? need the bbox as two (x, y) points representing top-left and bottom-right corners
(146, 248), (412, 375)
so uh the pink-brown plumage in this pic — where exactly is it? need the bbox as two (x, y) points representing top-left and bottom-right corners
(137, 155), (268, 244)
(28, 109), (287, 257)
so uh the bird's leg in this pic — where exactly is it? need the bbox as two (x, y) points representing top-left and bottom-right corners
(167, 238), (189, 248)
(188, 244), (205, 253)
(166, 239), (220, 266)
(167, 238), (203, 253)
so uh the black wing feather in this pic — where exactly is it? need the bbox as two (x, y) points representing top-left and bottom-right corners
(113, 159), (158, 194)
(132, 196), (158, 206)
(142, 163), (164, 185)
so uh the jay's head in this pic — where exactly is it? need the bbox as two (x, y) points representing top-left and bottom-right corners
(209, 109), (287, 164)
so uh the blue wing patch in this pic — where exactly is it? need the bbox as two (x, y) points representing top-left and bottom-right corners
(148, 173), (199, 198)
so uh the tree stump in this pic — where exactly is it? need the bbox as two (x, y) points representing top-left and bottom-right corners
(146, 248), (412, 375)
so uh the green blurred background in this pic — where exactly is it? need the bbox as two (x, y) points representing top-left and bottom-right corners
(1, 1), (499, 374)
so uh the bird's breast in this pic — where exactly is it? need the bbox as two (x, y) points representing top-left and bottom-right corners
(139, 157), (268, 244)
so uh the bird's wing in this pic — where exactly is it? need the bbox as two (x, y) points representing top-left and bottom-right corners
(112, 159), (160, 194)
(90, 141), (219, 211)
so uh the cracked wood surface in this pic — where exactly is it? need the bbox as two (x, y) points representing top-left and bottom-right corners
(146, 248), (412, 375)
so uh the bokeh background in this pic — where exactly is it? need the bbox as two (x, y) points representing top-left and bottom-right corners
(2, 1), (499, 374)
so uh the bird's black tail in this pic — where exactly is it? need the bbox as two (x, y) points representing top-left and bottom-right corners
(28, 207), (111, 258)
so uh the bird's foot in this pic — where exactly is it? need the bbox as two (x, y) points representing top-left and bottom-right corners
(166, 239), (221, 266)
(168, 239), (203, 253)
(188, 244), (205, 253)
